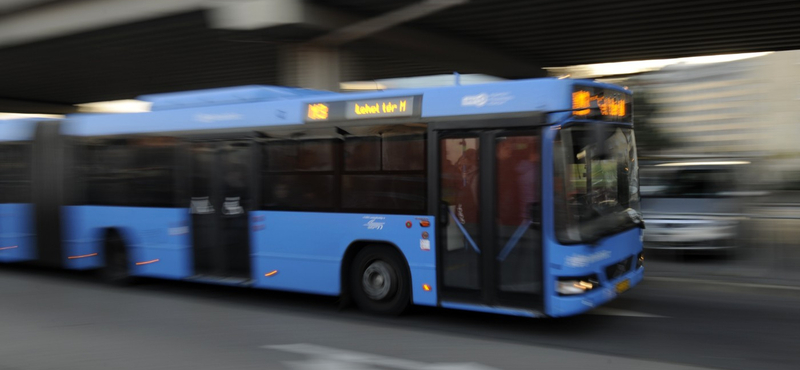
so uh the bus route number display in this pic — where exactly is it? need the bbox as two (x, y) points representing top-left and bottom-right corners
(305, 96), (417, 122)
(572, 86), (631, 121)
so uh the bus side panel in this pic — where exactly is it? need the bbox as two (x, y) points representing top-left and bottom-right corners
(61, 205), (192, 278)
(0, 203), (36, 262)
(250, 211), (437, 306)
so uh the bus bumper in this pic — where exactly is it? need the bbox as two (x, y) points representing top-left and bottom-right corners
(547, 266), (644, 317)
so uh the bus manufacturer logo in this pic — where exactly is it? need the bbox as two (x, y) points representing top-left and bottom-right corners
(461, 93), (489, 107)
(565, 250), (611, 268)
(461, 92), (514, 108)
(362, 216), (386, 230)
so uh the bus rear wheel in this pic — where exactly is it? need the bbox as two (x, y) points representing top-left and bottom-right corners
(102, 233), (132, 285)
(350, 246), (410, 315)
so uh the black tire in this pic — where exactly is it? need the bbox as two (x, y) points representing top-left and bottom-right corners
(101, 233), (133, 285)
(349, 245), (410, 315)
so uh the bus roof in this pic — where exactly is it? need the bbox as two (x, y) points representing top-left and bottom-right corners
(0, 118), (43, 142)
(61, 78), (629, 137)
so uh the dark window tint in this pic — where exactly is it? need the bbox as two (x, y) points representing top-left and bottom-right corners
(262, 137), (337, 211)
(383, 134), (425, 171)
(341, 132), (426, 213)
(266, 140), (334, 172)
(82, 137), (178, 207)
(264, 174), (335, 209)
(342, 174), (426, 212)
(0, 143), (32, 203)
(344, 136), (381, 171)
(261, 125), (427, 214)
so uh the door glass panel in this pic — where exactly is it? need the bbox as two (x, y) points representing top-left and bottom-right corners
(219, 141), (251, 277)
(440, 137), (481, 290)
(495, 135), (541, 294)
(190, 142), (217, 275)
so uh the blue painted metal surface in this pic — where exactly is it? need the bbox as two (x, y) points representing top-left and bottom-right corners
(62, 78), (592, 136)
(440, 301), (543, 318)
(61, 206), (191, 277)
(544, 228), (643, 317)
(140, 85), (335, 111)
(0, 204), (36, 263)
(250, 211), (437, 306)
(0, 119), (38, 142)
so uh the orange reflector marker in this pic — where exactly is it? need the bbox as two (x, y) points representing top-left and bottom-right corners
(68, 253), (98, 259)
(0, 246), (19, 250)
(135, 259), (160, 266)
(419, 220), (431, 227)
(423, 284), (431, 291)
(264, 270), (278, 277)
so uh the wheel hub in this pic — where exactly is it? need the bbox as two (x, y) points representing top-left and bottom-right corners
(362, 260), (393, 300)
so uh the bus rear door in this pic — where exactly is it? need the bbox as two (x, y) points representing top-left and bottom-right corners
(189, 139), (254, 281)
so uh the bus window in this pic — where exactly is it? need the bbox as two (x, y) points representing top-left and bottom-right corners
(0, 143), (32, 203)
(341, 133), (426, 213)
(344, 136), (380, 172)
(383, 133), (425, 171)
(554, 125), (639, 244)
(80, 137), (178, 208)
(262, 137), (337, 211)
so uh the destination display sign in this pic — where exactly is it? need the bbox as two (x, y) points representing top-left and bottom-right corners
(571, 86), (631, 122)
(305, 96), (420, 123)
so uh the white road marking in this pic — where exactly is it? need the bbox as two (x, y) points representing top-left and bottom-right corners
(263, 343), (499, 370)
(647, 276), (800, 291)
(588, 307), (667, 318)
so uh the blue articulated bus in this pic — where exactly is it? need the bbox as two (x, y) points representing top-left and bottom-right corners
(1, 78), (644, 317)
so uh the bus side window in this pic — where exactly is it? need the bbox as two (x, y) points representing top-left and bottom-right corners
(342, 133), (426, 213)
(262, 138), (336, 211)
(0, 143), (32, 204)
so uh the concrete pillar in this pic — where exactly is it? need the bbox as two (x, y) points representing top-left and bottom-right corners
(279, 45), (341, 91)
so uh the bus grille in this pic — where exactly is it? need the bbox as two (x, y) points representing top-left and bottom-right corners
(605, 256), (633, 280)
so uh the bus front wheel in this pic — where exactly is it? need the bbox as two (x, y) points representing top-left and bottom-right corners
(350, 246), (410, 315)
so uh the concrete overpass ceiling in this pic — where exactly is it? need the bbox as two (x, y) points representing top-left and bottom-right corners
(334, 0), (800, 66)
(0, 0), (799, 109)
(2, 11), (285, 105)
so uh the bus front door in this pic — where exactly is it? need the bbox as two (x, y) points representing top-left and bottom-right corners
(435, 128), (542, 310)
(189, 140), (253, 280)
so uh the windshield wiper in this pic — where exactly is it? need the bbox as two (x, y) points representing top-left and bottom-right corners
(579, 208), (645, 245)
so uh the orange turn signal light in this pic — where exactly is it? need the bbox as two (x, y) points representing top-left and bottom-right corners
(68, 253), (98, 259)
(423, 284), (432, 291)
(135, 259), (160, 266)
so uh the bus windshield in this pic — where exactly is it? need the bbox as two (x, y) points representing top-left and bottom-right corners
(554, 124), (639, 244)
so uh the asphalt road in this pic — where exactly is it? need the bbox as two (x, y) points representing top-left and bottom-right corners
(1, 264), (799, 370)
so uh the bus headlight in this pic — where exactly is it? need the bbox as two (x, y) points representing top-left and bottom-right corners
(556, 275), (600, 295)
(636, 252), (644, 269)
